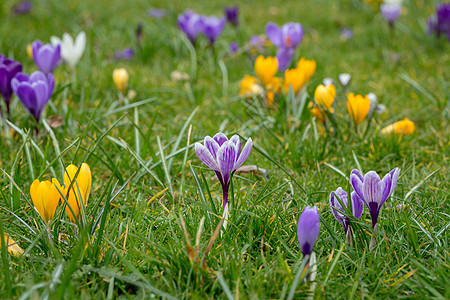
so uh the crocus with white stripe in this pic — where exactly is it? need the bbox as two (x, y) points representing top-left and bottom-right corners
(329, 187), (364, 233)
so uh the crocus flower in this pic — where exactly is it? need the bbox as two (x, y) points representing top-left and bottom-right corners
(283, 68), (305, 95)
(340, 28), (354, 40)
(350, 168), (399, 228)
(113, 68), (129, 93)
(239, 75), (263, 98)
(31, 40), (60, 74)
(367, 92), (378, 118)
(296, 58), (316, 83)
(338, 73), (352, 89)
(314, 84), (336, 113)
(329, 187), (364, 233)
(323, 78), (334, 86)
(266, 22), (304, 70)
(64, 163), (92, 223)
(0, 55), (22, 115)
(380, 118), (415, 135)
(202, 15), (226, 44)
(147, 8), (166, 19)
(115, 48), (134, 61)
(276, 47), (296, 71)
(12, 0), (32, 15)
(347, 93), (370, 125)
(427, 3), (450, 41)
(177, 10), (205, 43)
(297, 206), (320, 256)
(254, 55), (278, 86)
(248, 35), (267, 54)
(50, 31), (86, 70)
(1, 233), (24, 257)
(11, 71), (54, 123)
(310, 107), (325, 123)
(224, 6), (239, 27)
(230, 42), (238, 53)
(30, 178), (62, 223)
(195, 133), (253, 209)
(380, 1), (402, 27)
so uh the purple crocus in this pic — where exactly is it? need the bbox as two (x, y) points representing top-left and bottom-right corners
(147, 8), (166, 19)
(350, 168), (399, 229)
(202, 16), (226, 44)
(265, 22), (304, 71)
(380, 3), (402, 27)
(428, 3), (450, 41)
(177, 10), (205, 44)
(32, 40), (60, 75)
(12, 0), (32, 15)
(248, 35), (266, 53)
(339, 28), (354, 40)
(11, 71), (54, 123)
(297, 206), (320, 256)
(115, 48), (134, 61)
(329, 187), (364, 233)
(224, 6), (239, 27)
(195, 133), (253, 210)
(230, 42), (238, 53)
(0, 55), (22, 115)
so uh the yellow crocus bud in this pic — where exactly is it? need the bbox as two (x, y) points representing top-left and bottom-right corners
(347, 93), (371, 125)
(113, 68), (129, 93)
(30, 178), (62, 223)
(1, 233), (24, 257)
(265, 77), (281, 93)
(283, 68), (306, 95)
(64, 163), (92, 223)
(310, 107), (325, 123)
(381, 118), (415, 135)
(314, 84), (336, 113)
(296, 58), (316, 83)
(239, 75), (263, 97)
(254, 55), (278, 87)
(26, 44), (33, 59)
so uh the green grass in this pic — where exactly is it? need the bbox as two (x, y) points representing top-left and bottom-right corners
(0, 0), (449, 298)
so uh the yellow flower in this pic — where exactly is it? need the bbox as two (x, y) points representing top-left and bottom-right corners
(239, 75), (263, 97)
(347, 93), (371, 125)
(63, 163), (92, 223)
(381, 118), (415, 136)
(1, 233), (24, 257)
(310, 107), (325, 123)
(254, 55), (278, 87)
(30, 178), (62, 223)
(113, 68), (129, 93)
(314, 84), (336, 113)
(26, 44), (33, 59)
(296, 58), (316, 83)
(265, 77), (281, 93)
(283, 68), (306, 95)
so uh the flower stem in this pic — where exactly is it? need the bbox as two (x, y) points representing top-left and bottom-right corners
(222, 185), (229, 211)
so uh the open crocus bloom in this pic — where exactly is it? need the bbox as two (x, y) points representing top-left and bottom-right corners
(265, 22), (304, 49)
(297, 206), (320, 256)
(177, 10), (205, 43)
(11, 71), (54, 122)
(329, 187), (364, 233)
(350, 168), (399, 228)
(51, 31), (86, 69)
(381, 118), (415, 135)
(254, 55), (278, 86)
(31, 40), (60, 74)
(195, 133), (253, 209)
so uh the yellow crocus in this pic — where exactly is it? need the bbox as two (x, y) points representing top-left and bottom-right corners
(381, 118), (415, 136)
(30, 178), (62, 223)
(296, 58), (316, 83)
(310, 107), (325, 123)
(1, 233), (24, 257)
(347, 93), (371, 125)
(113, 68), (129, 93)
(63, 163), (92, 223)
(239, 75), (263, 97)
(283, 68), (306, 95)
(314, 84), (336, 113)
(254, 55), (278, 87)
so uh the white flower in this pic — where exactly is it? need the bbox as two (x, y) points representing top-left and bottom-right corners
(51, 31), (86, 69)
(338, 73), (352, 88)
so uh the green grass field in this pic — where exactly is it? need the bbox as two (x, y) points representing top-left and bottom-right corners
(0, 0), (449, 298)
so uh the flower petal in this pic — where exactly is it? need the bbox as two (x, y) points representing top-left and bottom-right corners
(213, 132), (228, 146)
(195, 142), (219, 171)
(204, 136), (219, 159)
(351, 191), (364, 219)
(297, 206), (320, 256)
(217, 141), (237, 184)
(350, 169), (364, 202)
(234, 137), (252, 171)
(363, 171), (382, 206)
(265, 22), (282, 47)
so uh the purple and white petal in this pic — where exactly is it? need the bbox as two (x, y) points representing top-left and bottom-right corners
(350, 191), (364, 219)
(233, 137), (253, 171)
(204, 136), (219, 159)
(380, 172), (393, 206)
(362, 171), (382, 205)
(229, 135), (241, 158)
(195, 142), (219, 171)
(213, 132), (228, 146)
(389, 168), (399, 195)
(216, 141), (237, 184)
(350, 170), (365, 202)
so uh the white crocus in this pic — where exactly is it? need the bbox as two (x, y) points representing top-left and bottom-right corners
(51, 31), (86, 69)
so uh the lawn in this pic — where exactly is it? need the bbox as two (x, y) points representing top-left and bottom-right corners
(0, 0), (448, 298)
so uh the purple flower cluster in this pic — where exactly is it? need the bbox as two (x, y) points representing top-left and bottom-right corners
(428, 3), (450, 41)
(265, 22), (304, 71)
(177, 10), (226, 45)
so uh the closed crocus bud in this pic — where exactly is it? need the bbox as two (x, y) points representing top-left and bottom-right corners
(347, 93), (371, 125)
(310, 107), (325, 123)
(30, 178), (62, 223)
(113, 68), (129, 93)
(64, 163), (92, 223)
(297, 206), (320, 256)
(314, 84), (336, 113)
(254, 55), (278, 87)
(283, 68), (305, 95)
(1, 233), (24, 257)
(381, 118), (415, 135)
(296, 58), (316, 83)
(367, 92), (378, 118)
(322, 78), (334, 86)
(31, 40), (60, 75)
(338, 73), (352, 89)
